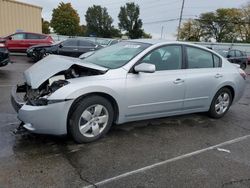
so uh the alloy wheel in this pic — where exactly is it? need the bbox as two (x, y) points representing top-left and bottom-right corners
(215, 92), (230, 115)
(78, 104), (109, 138)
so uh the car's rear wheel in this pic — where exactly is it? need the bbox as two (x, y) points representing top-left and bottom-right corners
(208, 88), (232, 118)
(69, 95), (114, 143)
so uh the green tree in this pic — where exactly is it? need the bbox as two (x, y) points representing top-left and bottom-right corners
(236, 3), (250, 42)
(50, 2), (81, 36)
(199, 8), (239, 42)
(118, 2), (143, 39)
(78, 25), (87, 36)
(142, 31), (152, 38)
(42, 18), (50, 34)
(85, 5), (117, 38)
(110, 28), (122, 38)
(179, 19), (202, 41)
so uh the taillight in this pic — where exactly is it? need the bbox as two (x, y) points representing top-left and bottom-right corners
(0, 43), (5, 47)
(239, 69), (247, 80)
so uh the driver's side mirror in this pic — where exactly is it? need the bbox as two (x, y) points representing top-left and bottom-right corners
(8, 36), (12, 40)
(59, 44), (63, 48)
(227, 55), (231, 58)
(134, 63), (156, 73)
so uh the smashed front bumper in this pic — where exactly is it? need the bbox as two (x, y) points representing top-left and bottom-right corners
(11, 86), (73, 135)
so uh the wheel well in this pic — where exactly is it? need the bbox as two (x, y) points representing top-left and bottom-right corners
(223, 85), (235, 101)
(67, 92), (119, 132)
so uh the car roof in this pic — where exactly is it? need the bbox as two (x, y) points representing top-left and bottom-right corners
(65, 37), (95, 43)
(129, 39), (214, 50)
(128, 39), (204, 46)
(14, 31), (48, 36)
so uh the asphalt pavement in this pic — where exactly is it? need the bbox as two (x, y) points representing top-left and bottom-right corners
(0, 55), (250, 188)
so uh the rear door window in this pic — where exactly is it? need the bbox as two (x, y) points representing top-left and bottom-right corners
(186, 46), (214, 69)
(79, 40), (95, 47)
(235, 50), (243, 57)
(63, 40), (78, 47)
(213, 55), (221, 67)
(26, 33), (41, 39)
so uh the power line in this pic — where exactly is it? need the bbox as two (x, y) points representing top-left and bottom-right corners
(143, 17), (250, 25)
(144, 18), (180, 25)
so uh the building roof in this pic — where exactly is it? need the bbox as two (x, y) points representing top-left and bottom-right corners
(4, 0), (42, 10)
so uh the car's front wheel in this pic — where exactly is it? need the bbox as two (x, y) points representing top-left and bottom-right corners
(240, 63), (247, 70)
(69, 95), (114, 143)
(208, 88), (232, 118)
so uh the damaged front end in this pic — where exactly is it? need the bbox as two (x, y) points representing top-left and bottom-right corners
(11, 55), (107, 112)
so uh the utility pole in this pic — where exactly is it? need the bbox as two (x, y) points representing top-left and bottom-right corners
(177, 0), (185, 41)
(161, 26), (164, 39)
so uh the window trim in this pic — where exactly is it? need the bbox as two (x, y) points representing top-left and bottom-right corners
(184, 45), (222, 69)
(129, 44), (185, 73)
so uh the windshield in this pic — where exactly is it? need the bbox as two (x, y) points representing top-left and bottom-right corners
(83, 41), (151, 69)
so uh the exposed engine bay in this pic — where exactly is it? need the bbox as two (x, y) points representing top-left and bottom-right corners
(16, 65), (105, 106)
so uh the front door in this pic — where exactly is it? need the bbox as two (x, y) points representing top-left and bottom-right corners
(125, 45), (186, 121)
(5, 33), (26, 52)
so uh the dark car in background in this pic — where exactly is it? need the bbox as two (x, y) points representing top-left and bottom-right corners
(0, 41), (9, 67)
(214, 49), (248, 70)
(0, 32), (54, 52)
(27, 38), (102, 62)
(91, 38), (120, 47)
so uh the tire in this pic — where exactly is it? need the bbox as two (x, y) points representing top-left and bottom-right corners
(32, 51), (43, 62)
(69, 95), (114, 143)
(240, 63), (247, 70)
(208, 88), (232, 119)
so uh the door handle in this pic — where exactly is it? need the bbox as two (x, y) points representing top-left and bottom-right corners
(73, 48), (78, 51)
(215, 73), (223, 78)
(173, 78), (184, 84)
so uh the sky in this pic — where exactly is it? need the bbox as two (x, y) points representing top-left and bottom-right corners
(19, 0), (249, 39)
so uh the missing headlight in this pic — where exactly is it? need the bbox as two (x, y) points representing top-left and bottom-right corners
(50, 80), (69, 93)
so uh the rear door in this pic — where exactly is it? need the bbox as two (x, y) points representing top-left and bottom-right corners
(25, 33), (43, 49)
(58, 39), (79, 57)
(183, 45), (223, 111)
(78, 40), (96, 56)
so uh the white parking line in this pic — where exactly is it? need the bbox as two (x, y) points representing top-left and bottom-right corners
(83, 134), (250, 188)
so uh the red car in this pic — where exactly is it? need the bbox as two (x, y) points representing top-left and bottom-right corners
(0, 32), (54, 52)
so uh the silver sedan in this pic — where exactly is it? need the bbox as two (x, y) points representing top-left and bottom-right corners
(11, 40), (247, 143)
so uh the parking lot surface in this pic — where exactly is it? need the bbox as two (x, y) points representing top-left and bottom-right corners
(0, 55), (250, 188)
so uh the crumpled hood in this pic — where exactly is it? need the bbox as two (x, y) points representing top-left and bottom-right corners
(24, 55), (108, 89)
